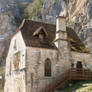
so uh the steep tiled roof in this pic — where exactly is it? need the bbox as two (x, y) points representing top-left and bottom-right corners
(21, 20), (56, 49)
(66, 27), (89, 53)
(20, 20), (89, 53)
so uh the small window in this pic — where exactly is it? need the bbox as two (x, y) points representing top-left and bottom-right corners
(14, 52), (20, 70)
(38, 29), (46, 40)
(33, 26), (48, 40)
(76, 61), (83, 69)
(9, 61), (11, 75)
(71, 63), (74, 68)
(44, 58), (51, 77)
(14, 40), (17, 50)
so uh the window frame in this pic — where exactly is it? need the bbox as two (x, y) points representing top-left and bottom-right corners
(44, 58), (52, 77)
(13, 52), (20, 70)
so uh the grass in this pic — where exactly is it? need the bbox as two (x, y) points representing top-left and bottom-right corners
(58, 81), (92, 92)
(0, 67), (92, 92)
(0, 67), (5, 92)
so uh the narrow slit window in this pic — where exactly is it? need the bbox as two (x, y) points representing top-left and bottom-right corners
(14, 40), (17, 50)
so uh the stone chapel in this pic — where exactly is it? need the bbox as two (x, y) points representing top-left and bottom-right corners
(4, 16), (92, 92)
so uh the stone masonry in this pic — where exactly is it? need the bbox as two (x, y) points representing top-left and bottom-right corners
(4, 16), (92, 92)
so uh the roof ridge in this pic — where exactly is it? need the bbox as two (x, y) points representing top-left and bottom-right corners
(25, 19), (56, 26)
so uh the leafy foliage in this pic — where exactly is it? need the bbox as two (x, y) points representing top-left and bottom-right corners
(0, 67), (5, 92)
(24, 0), (45, 20)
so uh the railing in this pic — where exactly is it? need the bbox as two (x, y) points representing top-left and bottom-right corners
(40, 68), (91, 92)
(69, 68), (91, 80)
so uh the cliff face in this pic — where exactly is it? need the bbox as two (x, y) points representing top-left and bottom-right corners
(0, 0), (33, 60)
(0, 13), (16, 60)
(42, 0), (68, 23)
(67, 0), (92, 52)
(42, 0), (92, 53)
(0, 0), (92, 60)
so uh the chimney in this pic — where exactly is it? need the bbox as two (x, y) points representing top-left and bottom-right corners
(55, 16), (67, 48)
(56, 16), (66, 31)
(55, 16), (71, 72)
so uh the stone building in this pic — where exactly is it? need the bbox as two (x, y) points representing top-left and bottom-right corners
(4, 16), (92, 92)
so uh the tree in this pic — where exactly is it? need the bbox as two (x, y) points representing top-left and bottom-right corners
(24, 0), (45, 20)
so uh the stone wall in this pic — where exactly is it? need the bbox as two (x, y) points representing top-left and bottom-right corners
(4, 31), (26, 92)
(71, 51), (92, 70)
(55, 17), (71, 73)
(26, 47), (59, 92)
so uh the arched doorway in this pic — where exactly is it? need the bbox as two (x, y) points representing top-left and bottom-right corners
(76, 61), (83, 69)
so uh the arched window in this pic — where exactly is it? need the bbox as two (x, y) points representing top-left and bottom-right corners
(44, 58), (51, 77)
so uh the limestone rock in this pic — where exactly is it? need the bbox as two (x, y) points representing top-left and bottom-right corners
(0, 13), (16, 59)
(42, 0), (92, 53)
